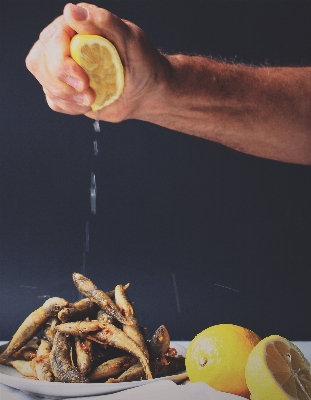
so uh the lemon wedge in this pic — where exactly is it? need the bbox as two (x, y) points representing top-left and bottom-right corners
(70, 34), (124, 111)
(245, 335), (311, 400)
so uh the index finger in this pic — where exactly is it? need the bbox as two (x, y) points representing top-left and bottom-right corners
(39, 15), (75, 46)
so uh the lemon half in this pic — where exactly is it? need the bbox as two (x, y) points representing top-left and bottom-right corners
(245, 335), (311, 400)
(70, 34), (124, 111)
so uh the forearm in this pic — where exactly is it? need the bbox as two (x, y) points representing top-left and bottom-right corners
(136, 55), (311, 164)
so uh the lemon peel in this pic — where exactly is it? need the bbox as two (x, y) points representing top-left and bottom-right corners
(185, 324), (261, 398)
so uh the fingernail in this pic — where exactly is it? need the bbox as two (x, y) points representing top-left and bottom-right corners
(74, 93), (91, 106)
(64, 76), (81, 90)
(71, 4), (89, 21)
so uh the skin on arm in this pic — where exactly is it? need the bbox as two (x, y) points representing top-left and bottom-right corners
(141, 56), (311, 164)
(25, 2), (311, 165)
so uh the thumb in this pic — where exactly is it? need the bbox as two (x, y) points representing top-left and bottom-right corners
(63, 3), (127, 43)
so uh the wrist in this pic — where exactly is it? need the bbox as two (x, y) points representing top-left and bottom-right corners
(131, 53), (215, 131)
(129, 52), (175, 122)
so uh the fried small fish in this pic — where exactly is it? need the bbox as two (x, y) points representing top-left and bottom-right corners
(90, 323), (152, 380)
(72, 273), (130, 326)
(58, 298), (99, 323)
(107, 362), (144, 383)
(49, 332), (88, 383)
(114, 284), (149, 357)
(148, 325), (170, 359)
(88, 355), (136, 381)
(0, 297), (68, 364)
(34, 339), (53, 381)
(108, 356), (186, 382)
(56, 320), (103, 336)
(75, 336), (93, 375)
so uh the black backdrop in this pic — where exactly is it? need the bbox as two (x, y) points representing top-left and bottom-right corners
(1, 0), (311, 342)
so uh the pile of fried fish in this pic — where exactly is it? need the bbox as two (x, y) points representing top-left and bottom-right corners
(0, 273), (185, 383)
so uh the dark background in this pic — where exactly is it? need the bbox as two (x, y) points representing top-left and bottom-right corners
(1, 0), (311, 342)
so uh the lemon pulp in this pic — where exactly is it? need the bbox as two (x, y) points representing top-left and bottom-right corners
(70, 34), (124, 111)
(245, 335), (311, 400)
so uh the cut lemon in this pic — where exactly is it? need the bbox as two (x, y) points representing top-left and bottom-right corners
(185, 324), (261, 398)
(245, 335), (311, 400)
(70, 34), (124, 111)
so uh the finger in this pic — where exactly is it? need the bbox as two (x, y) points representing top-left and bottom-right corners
(26, 41), (71, 97)
(44, 90), (90, 115)
(45, 96), (72, 115)
(43, 87), (92, 114)
(63, 3), (129, 47)
(39, 15), (75, 45)
(26, 20), (91, 100)
(39, 15), (90, 93)
(27, 41), (94, 106)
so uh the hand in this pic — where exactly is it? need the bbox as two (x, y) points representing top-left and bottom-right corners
(25, 2), (170, 122)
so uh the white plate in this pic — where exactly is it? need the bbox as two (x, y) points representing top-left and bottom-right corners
(0, 342), (188, 399)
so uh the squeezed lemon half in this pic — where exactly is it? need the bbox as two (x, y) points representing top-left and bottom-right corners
(245, 335), (311, 400)
(70, 34), (124, 111)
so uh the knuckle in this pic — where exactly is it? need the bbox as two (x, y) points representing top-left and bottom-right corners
(43, 85), (66, 104)
(99, 10), (114, 26)
(25, 53), (34, 73)
(25, 42), (41, 74)
(95, 8), (120, 34)
(45, 96), (62, 113)
(39, 16), (63, 45)
(47, 86), (63, 100)
(45, 88), (88, 115)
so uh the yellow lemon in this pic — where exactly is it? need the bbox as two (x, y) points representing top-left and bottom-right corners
(70, 34), (124, 111)
(245, 335), (311, 400)
(185, 324), (261, 398)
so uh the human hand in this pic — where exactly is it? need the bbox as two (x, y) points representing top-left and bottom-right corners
(25, 2), (170, 122)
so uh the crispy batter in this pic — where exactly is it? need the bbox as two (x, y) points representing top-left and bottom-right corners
(56, 320), (103, 336)
(75, 336), (93, 375)
(44, 317), (60, 344)
(105, 283), (130, 300)
(97, 309), (114, 324)
(150, 356), (186, 378)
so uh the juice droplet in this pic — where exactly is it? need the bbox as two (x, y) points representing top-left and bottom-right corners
(90, 172), (96, 214)
(93, 111), (101, 132)
(93, 140), (99, 156)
